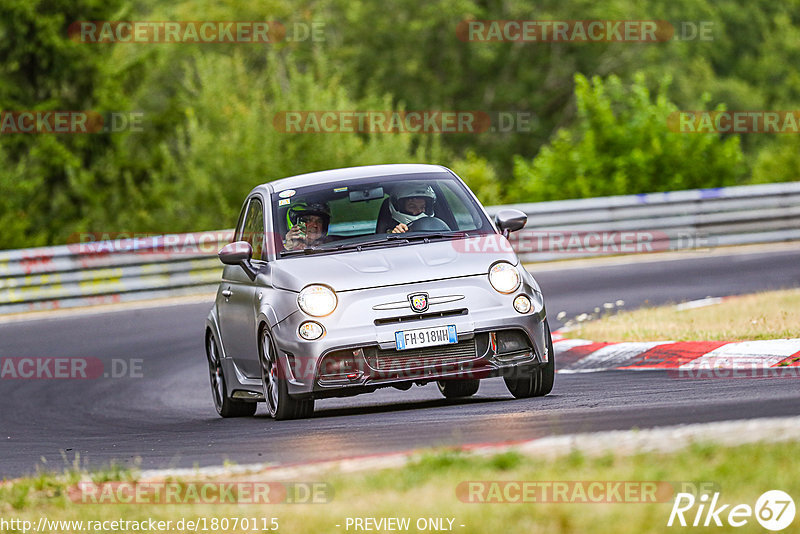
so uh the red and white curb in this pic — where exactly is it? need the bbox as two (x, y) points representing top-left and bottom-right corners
(552, 336), (800, 373)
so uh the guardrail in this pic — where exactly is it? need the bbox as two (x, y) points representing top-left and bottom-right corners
(486, 181), (800, 263)
(1, 182), (798, 314)
(0, 231), (233, 315)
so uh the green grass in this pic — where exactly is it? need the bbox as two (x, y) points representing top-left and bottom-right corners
(568, 288), (800, 342)
(3, 442), (799, 533)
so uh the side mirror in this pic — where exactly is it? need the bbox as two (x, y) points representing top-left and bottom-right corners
(494, 209), (527, 237)
(218, 241), (258, 281)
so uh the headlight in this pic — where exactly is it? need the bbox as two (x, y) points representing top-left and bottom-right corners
(489, 262), (520, 294)
(298, 285), (337, 317)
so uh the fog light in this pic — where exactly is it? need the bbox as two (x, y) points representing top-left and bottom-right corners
(319, 353), (358, 378)
(513, 294), (532, 314)
(497, 330), (529, 353)
(298, 321), (324, 340)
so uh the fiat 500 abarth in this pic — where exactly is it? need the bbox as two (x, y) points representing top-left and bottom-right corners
(205, 164), (553, 420)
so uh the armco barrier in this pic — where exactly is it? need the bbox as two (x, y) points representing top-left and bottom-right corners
(485, 181), (800, 262)
(1, 182), (799, 314)
(0, 231), (233, 314)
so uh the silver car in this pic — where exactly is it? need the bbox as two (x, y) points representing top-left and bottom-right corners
(205, 164), (553, 420)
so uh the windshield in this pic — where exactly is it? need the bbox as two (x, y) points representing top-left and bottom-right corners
(270, 173), (494, 257)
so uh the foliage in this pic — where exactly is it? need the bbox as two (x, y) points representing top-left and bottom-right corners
(449, 150), (502, 205)
(0, 0), (126, 248)
(511, 73), (745, 201)
(1, 0), (800, 248)
(751, 135), (800, 184)
(136, 52), (443, 232)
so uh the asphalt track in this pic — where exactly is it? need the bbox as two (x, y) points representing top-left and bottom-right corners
(1, 247), (799, 478)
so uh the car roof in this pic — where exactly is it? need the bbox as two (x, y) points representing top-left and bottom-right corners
(260, 164), (452, 193)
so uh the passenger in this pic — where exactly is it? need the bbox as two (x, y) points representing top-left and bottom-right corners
(284, 202), (332, 250)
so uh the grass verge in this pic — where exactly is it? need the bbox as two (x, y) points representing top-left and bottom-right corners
(2, 441), (798, 533)
(567, 288), (800, 342)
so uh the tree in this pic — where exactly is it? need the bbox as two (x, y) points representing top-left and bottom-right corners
(0, 0), (126, 247)
(511, 73), (746, 201)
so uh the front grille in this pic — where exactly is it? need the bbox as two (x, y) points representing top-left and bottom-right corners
(374, 308), (468, 326)
(369, 338), (478, 371)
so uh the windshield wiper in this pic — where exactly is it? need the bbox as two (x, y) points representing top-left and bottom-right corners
(279, 246), (328, 257)
(328, 231), (473, 251)
(397, 231), (472, 242)
(280, 232), (472, 255)
(327, 234), (410, 251)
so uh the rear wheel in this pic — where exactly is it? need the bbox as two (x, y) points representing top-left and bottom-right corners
(260, 328), (314, 420)
(437, 379), (480, 398)
(206, 332), (257, 418)
(504, 320), (555, 398)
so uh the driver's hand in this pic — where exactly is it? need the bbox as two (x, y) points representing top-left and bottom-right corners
(284, 226), (306, 249)
(390, 223), (408, 234)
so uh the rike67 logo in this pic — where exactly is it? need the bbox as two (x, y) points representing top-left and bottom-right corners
(668, 490), (795, 531)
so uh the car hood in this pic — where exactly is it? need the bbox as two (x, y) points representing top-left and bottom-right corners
(271, 235), (519, 292)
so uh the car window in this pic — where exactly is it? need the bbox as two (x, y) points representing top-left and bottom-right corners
(233, 201), (247, 241)
(242, 197), (265, 260)
(439, 182), (483, 231)
(328, 195), (386, 236)
(272, 173), (494, 255)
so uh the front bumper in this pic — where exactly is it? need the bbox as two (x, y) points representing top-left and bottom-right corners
(271, 274), (548, 399)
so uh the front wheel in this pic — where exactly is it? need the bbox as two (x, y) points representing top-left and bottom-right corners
(437, 379), (480, 398)
(504, 320), (555, 398)
(260, 328), (314, 420)
(206, 332), (257, 418)
(536, 324), (555, 396)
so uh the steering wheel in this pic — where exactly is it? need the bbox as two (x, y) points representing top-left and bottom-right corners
(407, 216), (451, 232)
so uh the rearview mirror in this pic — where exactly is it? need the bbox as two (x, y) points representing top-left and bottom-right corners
(494, 209), (527, 237)
(218, 241), (258, 281)
(349, 187), (384, 202)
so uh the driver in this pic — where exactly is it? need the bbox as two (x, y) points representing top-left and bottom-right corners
(283, 202), (332, 250)
(388, 184), (436, 234)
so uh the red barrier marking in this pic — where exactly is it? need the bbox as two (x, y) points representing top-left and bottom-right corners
(618, 341), (730, 369)
(775, 349), (800, 367)
(557, 342), (615, 369)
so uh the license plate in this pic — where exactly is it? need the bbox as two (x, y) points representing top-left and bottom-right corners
(395, 325), (457, 351)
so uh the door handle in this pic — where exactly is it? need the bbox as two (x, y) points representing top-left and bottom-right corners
(221, 289), (232, 298)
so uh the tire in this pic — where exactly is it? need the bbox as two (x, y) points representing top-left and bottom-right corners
(260, 328), (314, 420)
(503, 366), (540, 398)
(504, 320), (555, 398)
(206, 332), (257, 418)
(437, 379), (480, 398)
(535, 322), (555, 397)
